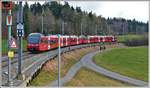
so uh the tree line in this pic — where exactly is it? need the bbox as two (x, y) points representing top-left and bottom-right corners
(2, 1), (148, 39)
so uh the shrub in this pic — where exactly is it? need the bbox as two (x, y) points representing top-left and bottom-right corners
(124, 36), (148, 46)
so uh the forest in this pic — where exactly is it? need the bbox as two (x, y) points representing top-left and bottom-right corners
(2, 1), (148, 39)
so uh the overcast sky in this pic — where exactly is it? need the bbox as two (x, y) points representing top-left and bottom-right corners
(26, 1), (149, 23)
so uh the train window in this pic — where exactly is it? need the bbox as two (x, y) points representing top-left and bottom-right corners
(49, 40), (56, 44)
(41, 39), (44, 43)
(41, 38), (48, 44)
(63, 39), (66, 43)
(41, 39), (45, 43)
(28, 35), (40, 44)
(45, 39), (48, 44)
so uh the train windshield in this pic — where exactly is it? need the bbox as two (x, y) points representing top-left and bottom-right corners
(28, 34), (41, 44)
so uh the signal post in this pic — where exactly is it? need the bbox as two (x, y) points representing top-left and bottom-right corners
(17, 1), (24, 79)
(2, 0), (13, 86)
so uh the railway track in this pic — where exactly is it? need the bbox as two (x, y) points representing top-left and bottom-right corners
(2, 44), (93, 86)
(2, 52), (36, 67)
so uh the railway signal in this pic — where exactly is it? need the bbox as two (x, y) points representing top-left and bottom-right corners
(6, 15), (12, 26)
(2, 1), (12, 10)
(2, 0), (13, 86)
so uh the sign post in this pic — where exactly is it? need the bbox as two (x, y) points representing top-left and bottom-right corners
(58, 34), (61, 87)
(7, 51), (14, 86)
(7, 9), (12, 87)
(17, 1), (24, 79)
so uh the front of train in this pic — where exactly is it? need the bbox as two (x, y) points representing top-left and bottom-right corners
(27, 33), (43, 52)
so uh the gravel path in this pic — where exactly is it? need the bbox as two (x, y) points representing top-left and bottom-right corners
(49, 50), (148, 87)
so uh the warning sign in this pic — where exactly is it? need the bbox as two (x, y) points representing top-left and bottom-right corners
(6, 15), (12, 26)
(9, 38), (17, 49)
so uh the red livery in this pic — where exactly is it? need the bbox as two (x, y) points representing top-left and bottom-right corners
(27, 33), (116, 52)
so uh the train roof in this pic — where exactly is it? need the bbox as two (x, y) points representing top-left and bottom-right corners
(28, 33), (44, 37)
(79, 35), (87, 38)
(69, 35), (78, 38)
(62, 35), (70, 38)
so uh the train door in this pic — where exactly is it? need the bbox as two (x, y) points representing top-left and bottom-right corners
(40, 37), (48, 51)
(50, 36), (58, 49)
(48, 36), (50, 50)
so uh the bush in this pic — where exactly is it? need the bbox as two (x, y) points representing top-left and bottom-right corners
(124, 36), (148, 46)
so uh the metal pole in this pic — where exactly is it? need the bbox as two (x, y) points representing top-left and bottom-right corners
(81, 23), (82, 35)
(7, 9), (12, 86)
(57, 0), (61, 86)
(42, 8), (44, 34)
(96, 24), (97, 35)
(123, 24), (125, 41)
(17, 1), (23, 78)
(42, 16), (43, 34)
(58, 34), (61, 87)
(18, 37), (22, 75)
(0, 1), (2, 86)
(62, 20), (64, 35)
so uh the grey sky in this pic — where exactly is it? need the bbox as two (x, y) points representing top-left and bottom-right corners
(67, 1), (149, 23)
(26, 1), (149, 23)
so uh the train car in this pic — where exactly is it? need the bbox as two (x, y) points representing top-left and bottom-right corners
(69, 35), (78, 46)
(27, 33), (116, 52)
(61, 35), (69, 47)
(88, 35), (99, 43)
(78, 35), (88, 44)
(48, 35), (58, 50)
(47, 35), (68, 49)
(27, 34), (63, 52)
(104, 35), (114, 42)
(27, 33), (48, 52)
(98, 36), (105, 42)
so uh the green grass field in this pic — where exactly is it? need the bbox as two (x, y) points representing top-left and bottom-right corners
(29, 47), (97, 86)
(65, 68), (131, 86)
(117, 34), (145, 42)
(29, 70), (57, 86)
(93, 46), (148, 82)
(2, 39), (27, 54)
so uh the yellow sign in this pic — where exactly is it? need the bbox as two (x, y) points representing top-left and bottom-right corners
(8, 51), (14, 58)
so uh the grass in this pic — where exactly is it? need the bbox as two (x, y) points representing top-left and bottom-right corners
(65, 68), (131, 86)
(117, 34), (145, 42)
(2, 39), (27, 54)
(93, 46), (148, 82)
(2, 40), (7, 54)
(29, 69), (57, 86)
(29, 47), (98, 86)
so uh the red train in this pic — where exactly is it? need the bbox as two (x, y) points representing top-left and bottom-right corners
(27, 33), (116, 52)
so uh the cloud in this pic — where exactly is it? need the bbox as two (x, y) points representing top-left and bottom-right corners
(68, 1), (149, 22)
